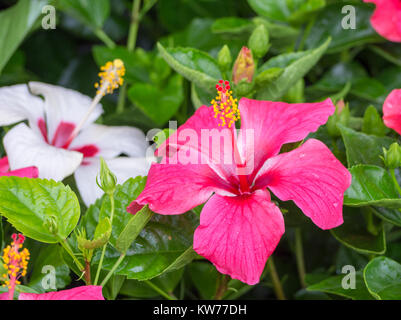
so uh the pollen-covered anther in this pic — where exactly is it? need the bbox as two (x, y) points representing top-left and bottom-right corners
(94, 59), (126, 96)
(1, 234), (30, 290)
(211, 80), (240, 128)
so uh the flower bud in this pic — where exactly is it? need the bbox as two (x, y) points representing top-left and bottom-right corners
(327, 100), (350, 138)
(232, 47), (255, 85)
(382, 143), (401, 169)
(44, 215), (58, 235)
(217, 45), (232, 71)
(248, 24), (270, 59)
(96, 157), (117, 195)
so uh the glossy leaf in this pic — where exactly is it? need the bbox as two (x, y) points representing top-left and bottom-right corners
(256, 38), (330, 100)
(128, 74), (184, 126)
(307, 271), (373, 300)
(344, 165), (401, 208)
(364, 257), (401, 300)
(157, 43), (222, 91)
(305, 3), (381, 53)
(0, 177), (80, 243)
(331, 207), (386, 255)
(0, 0), (48, 74)
(339, 125), (395, 167)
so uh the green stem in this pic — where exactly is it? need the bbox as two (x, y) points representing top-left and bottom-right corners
(59, 239), (84, 274)
(117, 0), (142, 114)
(267, 257), (286, 300)
(94, 194), (115, 285)
(144, 280), (178, 300)
(295, 228), (307, 288)
(94, 28), (116, 49)
(214, 274), (230, 300)
(100, 253), (126, 287)
(390, 169), (401, 196)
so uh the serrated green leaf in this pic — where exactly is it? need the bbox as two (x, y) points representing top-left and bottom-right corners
(157, 42), (222, 91)
(0, 177), (80, 243)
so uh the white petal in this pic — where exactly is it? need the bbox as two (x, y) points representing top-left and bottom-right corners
(28, 82), (103, 142)
(0, 84), (44, 128)
(3, 123), (83, 181)
(70, 124), (149, 158)
(74, 157), (151, 206)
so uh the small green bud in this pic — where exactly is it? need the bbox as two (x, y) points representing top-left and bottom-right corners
(217, 45), (232, 71)
(96, 157), (117, 195)
(327, 100), (350, 138)
(362, 105), (389, 136)
(382, 143), (401, 169)
(283, 79), (305, 103)
(44, 215), (58, 235)
(248, 24), (270, 59)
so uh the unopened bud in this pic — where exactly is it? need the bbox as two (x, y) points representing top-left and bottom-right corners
(96, 157), (117, 195)
(232, 47), (255, 85)
(327, 100), (350, 137)
(44, 216), (58, 235)
(382, 143), (401, 169)
(218, 45), (232, 71)
(248, 24), (269, 59)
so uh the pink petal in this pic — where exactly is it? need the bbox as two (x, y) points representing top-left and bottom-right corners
(364, 0), (401, 42)
(0, 157), (9, 173)
(383, 89), (401, 135)
(0, 293), (9, 300)
(193, 190), (285, 285)
(156, 106), (239, 184)
(237, 98), (335, 180)
(254, 139), (351, 230)
(129, 163), (237, 215)
(18, 286), (104, 300)
(2, 167), (39, 178)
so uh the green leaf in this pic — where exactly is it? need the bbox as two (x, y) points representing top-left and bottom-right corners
(0, 0), (48, 74)
(188, 262), (219, 299)
(211, 17), (254, 35)
(362, 105), (389, 137)
(339, 125), (395, 167)
(331, 207), (386, 255)
(0, 177), (80, 243)
(256, 38), (330, 101)
(58, 0), (110, 29)
(78, 217), (111, 250)
(115, 206), (154, 254)
(28, 245), (71, 293)
(370, 207), (401, 227)
(305, 3), (381, 53)
(157, 43), (222, 91)
(364, 257), (401, 300)
(92, 46), (150, 83)
(128, 74), (184, 126)
(344, 165), (401, 208)
(247, 0), (325, 23)
(307, 271), (373, 300)
(80, 177), (199, 281)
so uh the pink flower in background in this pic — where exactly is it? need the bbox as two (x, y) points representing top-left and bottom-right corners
(364, 0), (401, 42)
(0, 286), (104, 300)
(0, 82), (150, 205)
(0, 156), (38, 178)
(128, 84), (351, 285)
(383, 89), (401, 133)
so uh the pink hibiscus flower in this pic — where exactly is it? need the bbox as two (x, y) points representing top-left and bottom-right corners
(128, 82), (351, 285)
(0, 286), (104, 300)
(383, 89), (401, 133)
(364, 0), (401, 42)
(0, 156), (38, 178)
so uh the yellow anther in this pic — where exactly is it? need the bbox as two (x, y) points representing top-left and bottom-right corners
(211, 80), (240, 128)
(94, 59), (126, 96)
